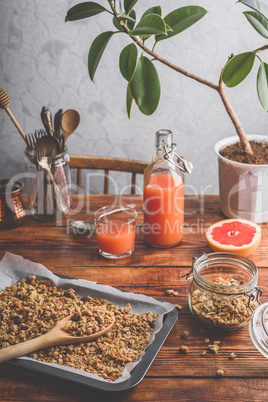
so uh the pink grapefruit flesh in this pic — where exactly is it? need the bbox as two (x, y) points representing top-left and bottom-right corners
(206, 219), (261, 256)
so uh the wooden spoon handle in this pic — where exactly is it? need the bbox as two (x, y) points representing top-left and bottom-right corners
(0, 314), (115, 364)
(0, 332), (52, 364)
(5, 106), (27, 143)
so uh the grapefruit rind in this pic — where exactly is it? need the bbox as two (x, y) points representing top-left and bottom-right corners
(206, 219), (261, 256)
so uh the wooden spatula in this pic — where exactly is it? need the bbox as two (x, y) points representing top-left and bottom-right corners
(0, 314), (115, 364)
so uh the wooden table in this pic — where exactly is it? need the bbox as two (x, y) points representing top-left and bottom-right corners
(0, 194), (268, 401)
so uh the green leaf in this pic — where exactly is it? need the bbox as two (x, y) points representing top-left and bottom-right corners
(141, 6), (162, 19)
(156, 6), (207, 42)
(119, 44), (138, 81)
(126, 84), (133, 120)
(65, 2), (107, 22)
(124, 0), (138, 15)
(113, 9), (136, 31)
(238, 0), (268, 19)
(88, 31), (114, 81)
(118, 12), (136, 23)
(222, 52), (256, 87)
(257, 61), (268, 111)
(137, 9), (163, 42)
(128, 14), (167, 37)
(113, 16), (124, 31)
(130, 55), (160, 115)
(244, 11), (268, 38)
(127, 9), (136, 30)
(119, 0), (123, 14)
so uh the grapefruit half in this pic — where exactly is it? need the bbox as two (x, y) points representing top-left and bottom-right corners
(206, 219), (261, 256)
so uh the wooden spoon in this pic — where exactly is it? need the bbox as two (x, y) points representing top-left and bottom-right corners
(0, 313), (115, 364)
(61, 109), (80, 142)
(0, 88), (27, 144)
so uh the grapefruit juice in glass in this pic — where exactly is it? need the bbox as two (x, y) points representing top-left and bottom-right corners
(95, 206), (137, 259)
(143, 130), (186, 248)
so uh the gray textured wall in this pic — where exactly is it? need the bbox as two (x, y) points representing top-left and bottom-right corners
(0, 0), (267, 194)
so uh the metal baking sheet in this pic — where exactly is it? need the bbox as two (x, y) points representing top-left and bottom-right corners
(9, 273), (178, 392)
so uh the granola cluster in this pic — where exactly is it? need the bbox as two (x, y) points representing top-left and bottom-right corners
(0, 276), (158, 382)
(191, 276), (254, 329)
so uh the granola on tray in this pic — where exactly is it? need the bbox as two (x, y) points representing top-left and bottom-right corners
(0, 276), (158, 382)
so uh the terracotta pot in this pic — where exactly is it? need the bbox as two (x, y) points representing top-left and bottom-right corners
(214, 135), (268, 223)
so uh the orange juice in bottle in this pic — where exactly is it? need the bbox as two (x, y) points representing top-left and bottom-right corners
(143, 129), (192, 248)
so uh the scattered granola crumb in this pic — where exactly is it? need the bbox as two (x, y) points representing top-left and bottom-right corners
(201, 351), (206, 356)
(229, 352), (237, 360)
(176, 304), (182, 310)
(216, 369), (224, 377)
(179, 345), (189, 354)
(181, 331), (189, 339)
(204, 338), (210, 343)
(166, 289), (175, 295)
(173, 291), (179, 296)
(214, 340), (221, 345)
(207, 344), (219, 354)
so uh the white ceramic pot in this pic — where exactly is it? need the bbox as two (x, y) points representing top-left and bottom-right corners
(214, 135), (268, 223)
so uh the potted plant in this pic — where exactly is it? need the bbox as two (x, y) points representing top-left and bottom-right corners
(65, 0), (268, 222)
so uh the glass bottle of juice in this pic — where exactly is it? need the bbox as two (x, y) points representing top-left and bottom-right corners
(143, 129), (192, 248)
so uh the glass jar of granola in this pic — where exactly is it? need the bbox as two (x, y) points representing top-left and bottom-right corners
(188, 252), (262, 330)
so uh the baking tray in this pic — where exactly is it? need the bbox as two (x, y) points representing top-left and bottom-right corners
(10, 273), (178, 392)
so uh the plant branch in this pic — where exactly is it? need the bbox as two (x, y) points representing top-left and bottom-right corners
(109, 2), (261, 154)
(108, 0), (117, 16)
(254, 44), (268, 53)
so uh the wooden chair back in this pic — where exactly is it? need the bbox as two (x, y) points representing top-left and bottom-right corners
(69, 155), (148, 194)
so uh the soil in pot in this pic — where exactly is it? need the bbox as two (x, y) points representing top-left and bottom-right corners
(220, 140), (268, 164)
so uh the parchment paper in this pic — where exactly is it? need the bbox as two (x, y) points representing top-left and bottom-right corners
(0, 252), (176, 384)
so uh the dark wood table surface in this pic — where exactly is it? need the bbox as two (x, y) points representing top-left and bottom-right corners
(0, 194), (268, 401)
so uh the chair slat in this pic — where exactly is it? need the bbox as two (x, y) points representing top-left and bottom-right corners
(70, 155), (148, 195)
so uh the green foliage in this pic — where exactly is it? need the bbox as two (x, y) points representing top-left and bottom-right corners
(129, 55), (160, 115)
(244, 11), (268, 38)
(66, 1), (268, 117)
(238, 0), (268, 19)
(126, 84), (133, 119)
(124, 0), (138, 15)
(141, 7), (162, 18)
(257, 61), (268, 111)
(156, 6), (207, 42)
(88, 31), (114, 81)
(119, 44), (138, 81)
(65, 2), (107, 22)
(128, 14), (167, 37)
(222, 52), (256, 87)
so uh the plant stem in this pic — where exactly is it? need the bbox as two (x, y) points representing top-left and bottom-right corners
(218, 78), (253, 154)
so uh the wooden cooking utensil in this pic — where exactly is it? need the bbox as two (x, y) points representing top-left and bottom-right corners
(0, 88), (27, 144)
(0, 314), (115, 364)
(61, 109), (80, 142)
